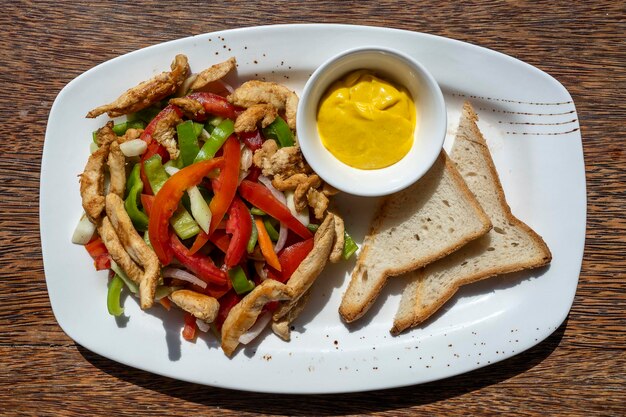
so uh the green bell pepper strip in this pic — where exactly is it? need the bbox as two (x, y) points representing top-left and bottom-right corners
(144, 155), (169, 194)
(306, 224), (358, 260)
(194, 119), (234, 163)
(246, 213), (258, 254)
(228, 265), (255, 295)
(262, 116), (294, 148)
(343, 231), (358, 260)
(112, 120), (146, 136)
(144, 155), (201, 240)
(250, 207), (266, 216)
(107, 274), (125, 316)
(124, 164), (149, 231)
(193, 122), (204, 137)
(263, 218), (279, 241)
(177, 120), (201, 167)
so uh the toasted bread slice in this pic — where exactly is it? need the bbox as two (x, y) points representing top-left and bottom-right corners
(339, 151), (492, 323)
(391, 103), (552, 334)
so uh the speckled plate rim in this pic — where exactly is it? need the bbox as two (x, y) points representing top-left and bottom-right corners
(41, 24), (585, 394)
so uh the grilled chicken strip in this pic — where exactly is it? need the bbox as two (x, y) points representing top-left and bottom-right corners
(105, 193), (160, 309)
(80, 122), (120, 222)
(170, 290), (219, 322)
(98, 217), (143, 284)
(221, 280), (293, 356)
(169, 97), (205, 119)
(329, 213), (345, 263)
(234, 104), (278, 133)
(228, 80), (298, 130)
(273, 214), (335, 320)
(189, 57), (237, 91)
(107, 141), (126, 198)
(151, 108), (182, 160)
(271, 290), (311, 341)
(86, 54), (190, 118)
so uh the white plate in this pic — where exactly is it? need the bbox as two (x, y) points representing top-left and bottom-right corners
(41, 24), (585, 394)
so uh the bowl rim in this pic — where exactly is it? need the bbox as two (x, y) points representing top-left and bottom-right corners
(297, 46), (447, 197)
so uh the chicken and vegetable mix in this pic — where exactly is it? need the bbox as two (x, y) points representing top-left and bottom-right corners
(73, 55), (357, 356)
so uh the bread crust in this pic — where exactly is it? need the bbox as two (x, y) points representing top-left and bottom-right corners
(391, 102), (552, 334)
(339, 151), (492, 323)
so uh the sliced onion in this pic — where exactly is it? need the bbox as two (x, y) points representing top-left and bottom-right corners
(258, 175), (287, 205)
(162, 267), (207, 289)
(110, 261), (139, 295)
(71, 212), (96, 245)
(285, 190), (310, 226)
(196, 318), (211, 333)
(187, 185), (212, 234)
(200, 128), (211, 141)
(238, 146), (253, 185)
(274, 222), (288, 252)
(254, 261), (268, 281)
(120, 139), (148, 157)
(164, 166), (179, 176)
(240, 146), (253, 172)
(176, 73), (198, 97)
(239, 312), (272, 345)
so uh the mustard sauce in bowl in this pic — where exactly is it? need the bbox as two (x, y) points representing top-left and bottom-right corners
(317, 70), (416, 170)
(297, 47), (446, 197)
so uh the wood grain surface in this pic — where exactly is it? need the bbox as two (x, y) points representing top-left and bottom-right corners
(1, 1), (624, 416)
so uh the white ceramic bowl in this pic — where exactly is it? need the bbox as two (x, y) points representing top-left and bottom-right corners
(297, 47), (446, 197)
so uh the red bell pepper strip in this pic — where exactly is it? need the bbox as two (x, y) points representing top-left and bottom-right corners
(182, 312), (197, 341)
(85, 237), (108, 258)
(94, 254), (112, 271)
(159, 297), (172, 311)
(245, 166), (261, 183)
(140, 194), (154, 216)
(224, 197), (252, 268)
(209, 230), (231, 254)
(139, 105), (181, 194)
(187, 224), (231, 255)
(148, 157), (224, 265)
(215, 290), (242, 331)
(201, 281), (232, 299)
(239, 180), (313, 239)
(169, 234), (228, 285)
(188, 231), (210, 255)
(186, 92), (242, 120)
(208, 135), (240, 234)
(239, 130), (263, 151)
(276, 238), (314, 283)
(85, 237), (111, 271)
(140, 104), (183, 142)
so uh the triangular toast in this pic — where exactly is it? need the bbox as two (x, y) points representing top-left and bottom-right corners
(339, 150), (492, 323)
(391, 102), (552, 334)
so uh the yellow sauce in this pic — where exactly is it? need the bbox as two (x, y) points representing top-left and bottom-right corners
(316, 70), (416, 170)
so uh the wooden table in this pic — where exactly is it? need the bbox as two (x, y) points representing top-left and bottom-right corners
(1, 1), (624, 415)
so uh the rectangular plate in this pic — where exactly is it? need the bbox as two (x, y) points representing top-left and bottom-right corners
(41, 24), (585, 394)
